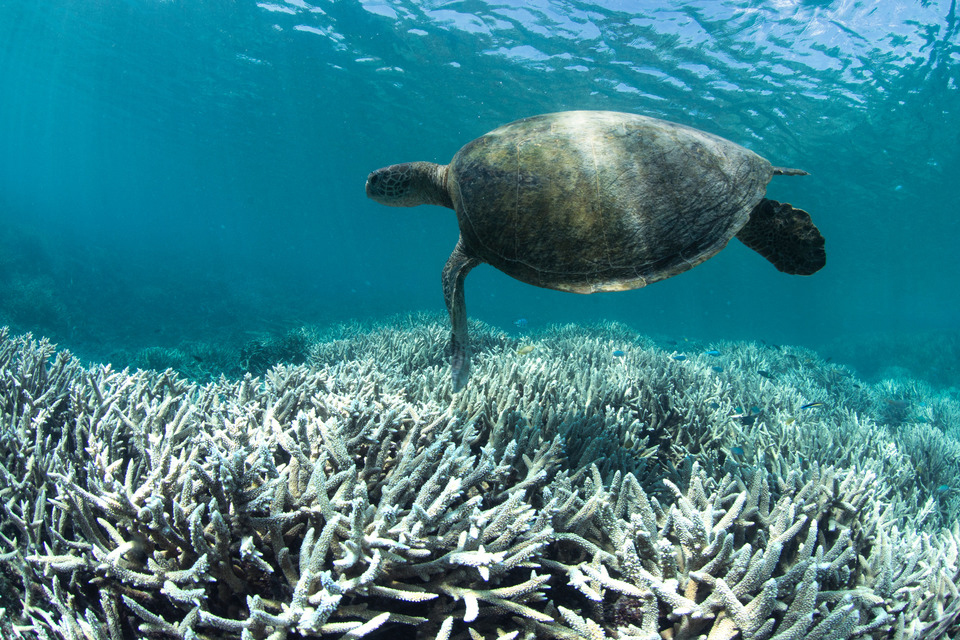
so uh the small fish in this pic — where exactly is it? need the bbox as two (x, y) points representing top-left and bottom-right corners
(711, 365), (724, 373)
(731, 406), (761, 425)
(612, 350), (625, 357)
(192, 355), (204, 363)
(800, 402), (825, 410)
(672, 354), (687, 361)
(708, 402), (720, 409)
(705, 349), (720, 356)
(730, 446), (744, 456)
(785, 417), (796, 426)
(937, 484), (951, 494)
(757, 370), (773, 379)
(513, 318), (528, 329)
(516, 345), (535, 356)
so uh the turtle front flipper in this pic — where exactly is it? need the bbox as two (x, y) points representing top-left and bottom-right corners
(736, 199), (826, 275)
(442, 239), (481, 392)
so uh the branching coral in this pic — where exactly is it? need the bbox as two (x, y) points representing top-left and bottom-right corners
(1, 318), (959, 640)
(545, 461), (960, 640)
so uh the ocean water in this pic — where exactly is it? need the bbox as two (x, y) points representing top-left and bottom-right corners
(0, 0), (958, 387)
(3, 4), (960, 637)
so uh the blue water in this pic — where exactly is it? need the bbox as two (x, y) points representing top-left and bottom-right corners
(1, 0), (958, 385)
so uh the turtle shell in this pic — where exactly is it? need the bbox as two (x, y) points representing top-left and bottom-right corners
(447, 111), (774, 293)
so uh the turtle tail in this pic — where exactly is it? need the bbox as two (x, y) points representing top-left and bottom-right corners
(736, 199), (826, 275)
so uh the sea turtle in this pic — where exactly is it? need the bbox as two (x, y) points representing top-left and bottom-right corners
(365, 111), (825, 391)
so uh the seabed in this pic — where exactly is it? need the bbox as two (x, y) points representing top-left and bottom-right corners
(1, 314), (958, 639)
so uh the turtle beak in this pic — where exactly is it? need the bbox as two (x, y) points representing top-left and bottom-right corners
(366, 168), (393, 203)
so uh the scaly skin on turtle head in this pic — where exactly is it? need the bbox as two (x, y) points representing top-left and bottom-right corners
(366, 161), (453, 208)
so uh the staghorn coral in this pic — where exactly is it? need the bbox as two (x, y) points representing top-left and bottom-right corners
(0, 348), (560, 638)
(550, 461), (960, 640)
(1, 317), (959, 640)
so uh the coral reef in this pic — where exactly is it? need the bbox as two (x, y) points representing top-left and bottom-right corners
(128, 328), (312, 382)
(821, 329), (960, 390)
(239, 328), (312, 377)
(0, 226), (67, 335)
(133, 342), (242, 382)
(1, 316), (959, 639)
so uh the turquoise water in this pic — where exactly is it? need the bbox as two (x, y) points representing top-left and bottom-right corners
(1, 0), (958, 385)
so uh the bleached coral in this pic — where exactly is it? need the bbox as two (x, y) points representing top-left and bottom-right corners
(1, 317), (959, 639)
(546, 461), (960, 640)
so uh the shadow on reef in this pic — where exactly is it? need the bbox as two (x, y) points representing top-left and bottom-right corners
(131, 328), (313, 381)
(1, 314), (959, 639)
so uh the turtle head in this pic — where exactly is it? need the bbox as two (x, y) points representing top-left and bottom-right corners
(366, 162), (452, 208)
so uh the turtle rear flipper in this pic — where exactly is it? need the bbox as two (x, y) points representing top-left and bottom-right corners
(736, 198), (826, 275)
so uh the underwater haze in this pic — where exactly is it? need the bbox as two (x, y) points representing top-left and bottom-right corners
(1, 0), (959, 385)
(5, 2), (960, 638)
